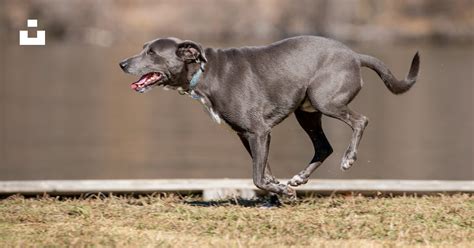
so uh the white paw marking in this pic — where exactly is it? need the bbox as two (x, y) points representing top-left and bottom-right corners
(341, 158), (355, 171)
(288, 175), (306, 186)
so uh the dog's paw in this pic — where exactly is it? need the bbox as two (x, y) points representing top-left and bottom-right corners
(340, 158), (355, 171)
(265, 176), (280, 185)
(281, 184), (296, 198)
(287, 174), (308, 187)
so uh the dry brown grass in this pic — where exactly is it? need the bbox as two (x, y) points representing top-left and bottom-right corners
(0, 194), (473, 247)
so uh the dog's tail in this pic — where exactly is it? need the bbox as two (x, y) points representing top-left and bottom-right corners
(358, 52), (420, 94)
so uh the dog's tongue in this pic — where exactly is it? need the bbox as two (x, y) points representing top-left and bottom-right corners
(130, 74), (150, 90)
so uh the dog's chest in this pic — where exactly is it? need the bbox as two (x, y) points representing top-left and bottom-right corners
(185, 90), (222, 124)
(198, 97), (222, 124)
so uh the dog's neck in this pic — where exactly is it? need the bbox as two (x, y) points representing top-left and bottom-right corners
(177, 59), (206, 96)
(179, 55), (222, 124)
(187, 48), (215, 96)
(189, 63), (205, 88)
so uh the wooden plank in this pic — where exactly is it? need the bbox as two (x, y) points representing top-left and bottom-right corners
(0, 179), (472, 196)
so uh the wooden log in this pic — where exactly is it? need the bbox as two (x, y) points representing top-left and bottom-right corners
(0, 179), (472, 196)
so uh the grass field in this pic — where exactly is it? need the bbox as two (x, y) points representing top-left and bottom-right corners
(0, 194), (472, 247)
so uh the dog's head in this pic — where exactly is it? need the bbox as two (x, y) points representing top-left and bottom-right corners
(119, 37), (206, 93)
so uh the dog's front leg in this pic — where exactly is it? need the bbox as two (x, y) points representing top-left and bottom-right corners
(243, 131), (295, 196)
(237, 133), (279, 184)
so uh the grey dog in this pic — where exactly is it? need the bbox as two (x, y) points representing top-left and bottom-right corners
(119, 36), (420, 197)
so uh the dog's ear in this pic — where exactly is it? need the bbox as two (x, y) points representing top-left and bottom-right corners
(176, 40), (207, 63)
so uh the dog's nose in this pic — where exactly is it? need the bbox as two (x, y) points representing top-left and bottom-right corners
(119, 60), (128, 70)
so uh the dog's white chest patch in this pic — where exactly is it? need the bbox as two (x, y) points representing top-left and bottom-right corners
(199, 97), (222, 124)
(208, 107), (222, 124)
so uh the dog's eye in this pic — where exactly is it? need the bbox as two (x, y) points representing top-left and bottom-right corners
(147, 49), (155, 56)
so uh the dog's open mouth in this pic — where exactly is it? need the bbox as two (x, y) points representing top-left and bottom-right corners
(130, 72), (163, 93)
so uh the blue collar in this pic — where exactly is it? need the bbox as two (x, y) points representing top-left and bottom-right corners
(189, 63), (205, 89)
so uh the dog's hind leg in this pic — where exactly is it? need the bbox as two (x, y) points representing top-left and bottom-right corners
(238, 134), (279, 184)
(288, 109), (333, 186)
(309, 88), (368, 170)
(323, 106), (368, 170)
(306, 64), (368, 170)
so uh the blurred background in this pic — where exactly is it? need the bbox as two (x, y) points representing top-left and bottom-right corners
(0, 0), (472, 180)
